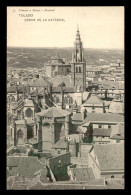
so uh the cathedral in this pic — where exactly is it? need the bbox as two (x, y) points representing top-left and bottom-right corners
(71, 26), (86, 91)
(46, 26), (87, 92)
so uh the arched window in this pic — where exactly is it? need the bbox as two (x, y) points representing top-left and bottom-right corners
(56, 97), (59, 103)
(17, 129), (24, 145)
(12, 96), (15, 102)
(69, 97), (73, 104)
(43, 123), (50, 129)
(67, 95), (70, 104)
(79, 67), (82, 73)
(53, 95), (59, 103)
(76, 67), (78, 73)
(25, 108), (33, 118)
(64, 97), (68, 104)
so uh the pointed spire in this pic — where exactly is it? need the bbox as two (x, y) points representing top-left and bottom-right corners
(77, 23), (79, 32)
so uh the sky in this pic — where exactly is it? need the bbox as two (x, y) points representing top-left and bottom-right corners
(7, 6), (124, 49)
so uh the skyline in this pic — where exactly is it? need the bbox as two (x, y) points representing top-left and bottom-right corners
(7, 6), (124, 49)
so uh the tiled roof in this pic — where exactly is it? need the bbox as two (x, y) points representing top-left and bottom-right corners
(28, 181), (45, 190)
(86, 68), (101, 72)
(100, 74), (112, 77)
(52, 137), (68, 149)
(87, 74), (99, 78)
(71, 167), (95, 181)
(27, 138), (38, 145)
(7, 86), (17, 93)
(52, 87), (75, 93)
(48, 75), (72, 87)
(110, 134), (124, 140)
(109, 101), (124, 114)
(11, 181), (28, 190)
(72, 112), (83, 121)
(94, 143), (124, 171)
(82, 93), (104, 106)
(36, 106), (71, 118)
(110, 123), (124, 139)
(93, 128), (112, 137)
(29, 78), (52, 87)
(83, 113), (124, 126)
(7, 156), (45, 177)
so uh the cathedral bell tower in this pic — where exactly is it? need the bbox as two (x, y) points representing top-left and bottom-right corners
(71, 25), (86, 91)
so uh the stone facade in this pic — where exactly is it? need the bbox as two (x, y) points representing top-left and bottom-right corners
(71, 27), (86, 91)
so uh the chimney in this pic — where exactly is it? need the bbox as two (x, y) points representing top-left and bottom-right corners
(60, 83), (64, 109)
(73, 100), (78, 115)
(81, 107), (87, 121)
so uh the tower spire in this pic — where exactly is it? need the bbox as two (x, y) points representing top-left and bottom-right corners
(77, 23), (79, 32)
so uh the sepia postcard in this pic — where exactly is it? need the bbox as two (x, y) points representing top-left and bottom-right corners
(7, 6), (124, 190)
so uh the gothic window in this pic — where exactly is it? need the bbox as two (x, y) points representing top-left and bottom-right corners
(69, 97), (73, 104)
(79, 67), (82, 73)
(56, 97), (59, 103)
(92, 106), (95, 113)
(17, 129), (24, 144)
(58, 150), (61, 155)
(12, 96), (15, 102)
(64, 97), (68, 104)
(25, 108), (33, 118)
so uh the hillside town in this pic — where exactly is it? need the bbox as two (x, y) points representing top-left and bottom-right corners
(7, 27), (124, 189)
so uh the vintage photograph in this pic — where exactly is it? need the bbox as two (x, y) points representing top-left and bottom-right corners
(7, 6), (124, 189)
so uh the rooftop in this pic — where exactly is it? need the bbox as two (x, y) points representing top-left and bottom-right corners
(71, 167), (95, 181)
(83, 113), (124, 126)
(82, 93), (104, 106)
(29, 78), (52, 87)
(52, 137), (68, 149)
(110, 123), (124, 140)
(93, 128), (112, 137)
(109, 101), (124, 114)
(36, 106), (71, 118)
(7, 86), (17, 93)
(24, 99), (34, 107)
(52, 86), (76, 93)
(48, 75), (72, 87)
(94, 143), (124, 171)
(7, 156), (45, 177)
